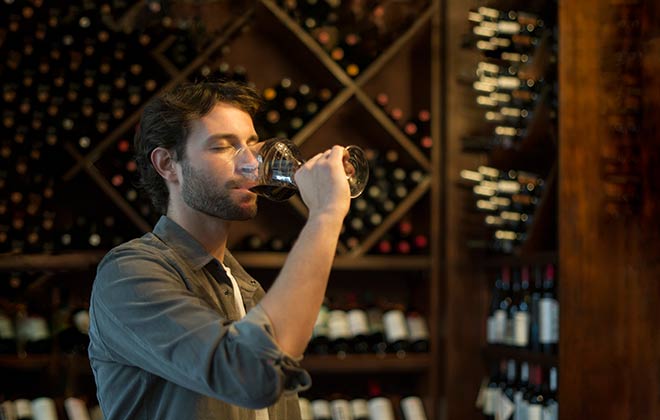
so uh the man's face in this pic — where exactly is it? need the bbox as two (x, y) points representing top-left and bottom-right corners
(177, 103), (259, 220)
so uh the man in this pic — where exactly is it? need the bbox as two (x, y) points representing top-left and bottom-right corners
(88, 81), (350, 419)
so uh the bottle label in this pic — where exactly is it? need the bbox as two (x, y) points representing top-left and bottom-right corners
(483, 387), (497, 415)
(401, 396), (428, 420)
(527, 404), (542, 420)
(298, 398), (314, 420)
(539, 298), (558, 344)
(330, 399), (351, 420)
(406, 314), (430, 341)
(486, 316), (498, 343)
(312, 400), (331, 418)
(514, 391), (528, 420)
(14, 399), (32, 418)
(368, 397), (395, 420)
(17, 316), (50, 341)
(32, 397), (58, 420)
(513, 312), (530, 347)
(64, 397), (92, 420)
(327, 310), (352, 341)
(0, 314), (15, 339)
(497, 392), (515, 420)
(383, 310), (409, 343)
(494, 309), (507, 343)
(347, 309), (370, 336)
(543, 402), (558, 420)
(349, 399), (369, 419)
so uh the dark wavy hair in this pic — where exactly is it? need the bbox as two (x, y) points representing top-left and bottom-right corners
(134, 81), (262, 215)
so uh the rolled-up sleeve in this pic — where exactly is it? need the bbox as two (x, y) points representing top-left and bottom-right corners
(89, 247), (311, 409)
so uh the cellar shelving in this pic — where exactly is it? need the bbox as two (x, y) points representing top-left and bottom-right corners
(0, 352), (431, 376)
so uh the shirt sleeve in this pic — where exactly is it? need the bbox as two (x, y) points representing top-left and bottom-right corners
(89, 246), (311, 409)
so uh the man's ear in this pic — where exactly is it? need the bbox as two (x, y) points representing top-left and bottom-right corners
(151, 147), (178, 183)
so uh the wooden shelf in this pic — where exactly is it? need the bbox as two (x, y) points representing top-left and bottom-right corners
(467, 251), (558, 268)
(0, 354), (54, 370)
(233, 252), (431, 271)
(0, 251), (430, 273)
(483, 344), (558, 368)
(0, 352), (429, 375)
(0, 251), (107, 273)
(301, 353), (431, 373)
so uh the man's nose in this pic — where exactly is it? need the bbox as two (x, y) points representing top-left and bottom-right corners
(234, 146), (259, 179)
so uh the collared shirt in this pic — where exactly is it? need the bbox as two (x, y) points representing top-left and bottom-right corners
(88, 216), (310, 420)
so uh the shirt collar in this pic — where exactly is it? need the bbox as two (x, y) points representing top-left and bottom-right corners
(152, 215), (215, 270)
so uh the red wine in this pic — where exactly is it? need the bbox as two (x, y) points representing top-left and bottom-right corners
(249, 185), (297, 201)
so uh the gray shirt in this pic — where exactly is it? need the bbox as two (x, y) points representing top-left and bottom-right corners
(88, 216), (310, 420)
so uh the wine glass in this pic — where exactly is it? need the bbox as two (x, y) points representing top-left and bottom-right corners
(241, 138), (369, 201)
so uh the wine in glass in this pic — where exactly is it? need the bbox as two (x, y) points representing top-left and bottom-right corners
(243, 138), (369, 201)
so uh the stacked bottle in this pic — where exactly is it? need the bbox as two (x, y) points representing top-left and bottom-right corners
(0, 141), (58, 254)
(306, 295), (429, 358)
(485, 265), (559, 353)
(95, 137), (160, 228)
(254, 77), (334, 140)
(341, 149), (426, 251)
(299, 379), (428, 420)
(477, 359), (558, 420)
(461, 6), (557, 152)
(460, 165), (544, 254)
(0, 396), (103, 420)
(374, 92), (433, 157)
(277, 0), (429, 77)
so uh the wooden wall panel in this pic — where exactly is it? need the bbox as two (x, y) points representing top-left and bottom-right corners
(559, 0), (660, 418)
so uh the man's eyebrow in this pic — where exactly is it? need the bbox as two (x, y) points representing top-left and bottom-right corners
(204, 134), (260, 144)
(204, 133), (237, 144)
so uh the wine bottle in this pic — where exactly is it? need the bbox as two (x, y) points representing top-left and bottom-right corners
(525, 365), (544, 420)
(327, 309), (352, 356)
(311, 399), (332, 420)
(543, 366), (559, 420)
(308, 300), (331, 355)
(1, 400), (17, 420)
(514, 362), (530, 420)
(349, 399), (369, 420)
(482, 362), (500, 420)
(406, 311), (429, 353)
(486, 271), (505, 344)
(299, 397), (314, 420)
(0, 307), (17, 355)
(400, 396), (428, 420)
(364, 294), (387, 355)
(329, 399), (351, 420)
(31, 397), (58, 420)
(346, 306), (370, 354)
(14, 399), (33, 420)
(64, 397), (93, 420)
(15, 305), (51, 355)
(383, 306), (410, 356)
(539, 264), (559, 354)
(367, 397), (396, 420)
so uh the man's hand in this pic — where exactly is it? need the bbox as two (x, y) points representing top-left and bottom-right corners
(294, 145), (351, 220)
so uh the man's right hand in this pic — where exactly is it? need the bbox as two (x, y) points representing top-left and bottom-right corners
(294, 145), (351, 221)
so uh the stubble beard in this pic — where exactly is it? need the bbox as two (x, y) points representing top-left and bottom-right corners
(180, 158), (257, 221)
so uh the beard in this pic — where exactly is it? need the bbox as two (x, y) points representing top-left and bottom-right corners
(180, 158), (257, 220)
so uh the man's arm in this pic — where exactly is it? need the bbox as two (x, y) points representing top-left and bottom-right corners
(258, 145), (351, 357)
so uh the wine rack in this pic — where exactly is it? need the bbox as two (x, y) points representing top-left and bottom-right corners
(0, 0), (442, 418)
(445, 0), (559, 418)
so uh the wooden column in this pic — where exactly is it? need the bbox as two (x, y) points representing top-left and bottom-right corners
(559, 0), (660, 418)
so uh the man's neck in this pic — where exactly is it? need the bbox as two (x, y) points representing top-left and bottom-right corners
(166, 207), (230, 262)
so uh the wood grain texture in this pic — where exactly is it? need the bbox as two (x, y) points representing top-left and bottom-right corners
(559, 0), (660, 418)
